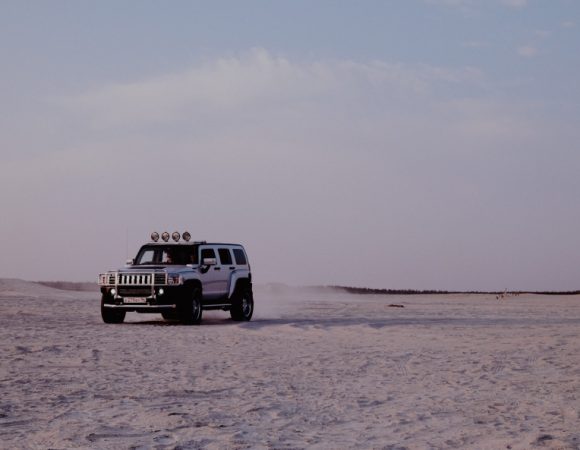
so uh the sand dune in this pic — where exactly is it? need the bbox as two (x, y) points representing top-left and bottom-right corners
(1, 280), (579, 449)
(0, 278), (91, 299)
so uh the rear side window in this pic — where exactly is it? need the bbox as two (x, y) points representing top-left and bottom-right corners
(233, 248), (247, 265)
(218, 248), (232, 265)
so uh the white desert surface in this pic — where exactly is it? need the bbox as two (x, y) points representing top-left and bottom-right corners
(1, 279), (579, 450)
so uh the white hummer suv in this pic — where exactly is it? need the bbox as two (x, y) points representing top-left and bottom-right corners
(98, 232), (253, 325)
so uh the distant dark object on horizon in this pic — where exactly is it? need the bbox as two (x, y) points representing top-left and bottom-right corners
(327, 285), (580, 296)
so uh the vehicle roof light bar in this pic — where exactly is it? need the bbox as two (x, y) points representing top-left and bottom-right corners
(151, 231), (194, 242)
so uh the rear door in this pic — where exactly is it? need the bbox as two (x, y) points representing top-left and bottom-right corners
(217, 247), (235, 294)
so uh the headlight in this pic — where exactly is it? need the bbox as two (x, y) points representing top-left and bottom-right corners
(167, 275), (183, 285)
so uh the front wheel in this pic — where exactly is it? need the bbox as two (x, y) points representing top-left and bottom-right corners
(101, 295), (125, 324)
(230, 285), (254, 321)
(161, 311), (178, 321)
(180, 287), (203, 325)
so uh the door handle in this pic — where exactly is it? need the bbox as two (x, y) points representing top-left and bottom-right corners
(229, 266), (235, 270)
(214, 267), (221, 271)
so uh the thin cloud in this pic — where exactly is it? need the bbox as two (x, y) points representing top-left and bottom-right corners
(426, 0), (527, 8)
(517, 45), (538, 58)
(535, 30), (551, 39)
(500, 0), (527, 8)
(462, 40), (489, 48)
(424, 0), (474, 6)
(64, 49), (486, 130)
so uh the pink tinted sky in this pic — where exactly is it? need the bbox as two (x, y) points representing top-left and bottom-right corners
(1, 1), (579, 290)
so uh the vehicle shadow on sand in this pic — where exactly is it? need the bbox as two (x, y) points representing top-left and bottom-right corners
(120, 316), (580, 329)
(123, 317), (236, 326)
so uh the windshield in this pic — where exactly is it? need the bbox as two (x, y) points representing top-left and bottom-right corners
(134, 245), (198, 265)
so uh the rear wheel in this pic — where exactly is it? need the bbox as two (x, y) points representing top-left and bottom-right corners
(101, 295), (125, 324)
(230, 284), (254, 321)
(180, 286), (203, 325)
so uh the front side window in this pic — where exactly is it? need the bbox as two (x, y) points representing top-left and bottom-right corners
(200, 248), (216, 263)
(138, 249), (155, 264)
(190, 246), (199, 264)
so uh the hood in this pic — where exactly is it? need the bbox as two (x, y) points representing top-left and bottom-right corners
(116, 265), (198, 274)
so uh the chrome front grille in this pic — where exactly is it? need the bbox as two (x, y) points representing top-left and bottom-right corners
(117, 273), (153, 285)
(101, 272), (167, 286)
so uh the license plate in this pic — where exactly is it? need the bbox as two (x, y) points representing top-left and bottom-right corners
(124, 297), (147, 304)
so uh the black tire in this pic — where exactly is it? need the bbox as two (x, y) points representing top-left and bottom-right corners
(161, 311), (178, 321)
(180, 286), (203, 325)
(230, 284), (254, 321)
(101, 295), (125, 324)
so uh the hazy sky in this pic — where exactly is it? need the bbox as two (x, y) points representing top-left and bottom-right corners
(1, 1), (579, 290)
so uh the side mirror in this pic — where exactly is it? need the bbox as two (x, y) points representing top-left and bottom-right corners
(202, 258), (217, 266)
(125, 258), (134, 266)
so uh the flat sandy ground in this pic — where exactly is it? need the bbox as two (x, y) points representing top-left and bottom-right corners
(1, 279), (579, 450)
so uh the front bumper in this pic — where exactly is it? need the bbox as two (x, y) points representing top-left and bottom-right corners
(102, 303), (176, 311)
(101, 284), (189, 311)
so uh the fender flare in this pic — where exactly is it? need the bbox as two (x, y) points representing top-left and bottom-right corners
(183, 279), (202, 294)
(228, 274), (249, 299)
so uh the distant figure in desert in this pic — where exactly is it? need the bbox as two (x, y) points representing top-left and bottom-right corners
(497, 290), (511, 300)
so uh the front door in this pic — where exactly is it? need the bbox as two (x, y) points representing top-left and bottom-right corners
(198, 246), (227, 301)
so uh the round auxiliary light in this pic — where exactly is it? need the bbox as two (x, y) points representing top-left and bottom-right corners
(161, 232), (170, 242)
(182, 231), (191, 242)
(151, 231), (160, 242)
(172, 231), (180, 242)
